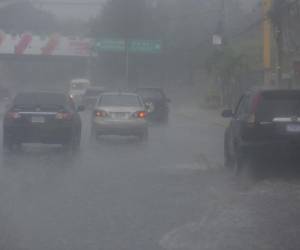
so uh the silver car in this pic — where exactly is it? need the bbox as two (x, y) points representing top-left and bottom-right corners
(91, 92), (148, 140)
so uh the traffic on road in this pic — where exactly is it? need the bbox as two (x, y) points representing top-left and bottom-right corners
(0, 0), (299, 250)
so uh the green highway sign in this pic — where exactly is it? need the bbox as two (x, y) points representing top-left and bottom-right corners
(94, 39), (162, 53)
(95, 39), (126, 52)
(128, 40), (161, 53)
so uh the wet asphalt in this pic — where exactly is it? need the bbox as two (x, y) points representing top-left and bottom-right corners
(0, 107), (299, 250)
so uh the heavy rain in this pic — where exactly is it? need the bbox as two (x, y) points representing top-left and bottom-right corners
(0, 0), (299, 250)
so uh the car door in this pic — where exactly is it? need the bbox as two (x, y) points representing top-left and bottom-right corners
(228, 94), (250, 154)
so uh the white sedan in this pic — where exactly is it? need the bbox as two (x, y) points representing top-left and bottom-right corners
(91, 92), (148, 141)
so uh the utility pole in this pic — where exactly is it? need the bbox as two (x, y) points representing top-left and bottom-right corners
(125, 39), (129, 88)
(276, 16), (283, 87)
(273, 0), (284, 87)
(262, 0), (272, 86)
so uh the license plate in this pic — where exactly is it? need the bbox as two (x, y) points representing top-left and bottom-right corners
(112, 113), (127, 119)
(286, 124), (300, 132)
(31, 116), (45, 123)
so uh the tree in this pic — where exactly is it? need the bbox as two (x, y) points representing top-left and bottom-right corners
(0, 1), (58, 34)
(89, 0), (259, 85)
(91, 0), (154, 39)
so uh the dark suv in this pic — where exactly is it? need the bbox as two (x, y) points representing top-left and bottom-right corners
(3, 92), (84, 152)
(223, 89), (300, 172)
(135, 87), (170, 122)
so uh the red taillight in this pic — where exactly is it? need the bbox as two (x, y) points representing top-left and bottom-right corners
(6, 112), (21, 120)
(56, 112), (73, 120)
(94, 110), (107, 117)
(248, 93), (261, 125)
(135, 111), (147, 119)
(251, 93), (261, 113)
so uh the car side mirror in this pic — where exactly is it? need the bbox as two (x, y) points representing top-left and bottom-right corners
(222, 109), (233, 118)
(77, 105), (85, 112)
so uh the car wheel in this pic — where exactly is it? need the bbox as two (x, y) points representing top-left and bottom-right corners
(233, 151), (244, 176)
(72, 133), (81, 151)
(224, 138), (234, 168)
(161, 115), (169, 124)
(233, 150), (259, 181)
(3, 134), (13, 152)
(138, 129), (148, 142)
(63, 134), (80, 153)
(90, 127), (99, 144)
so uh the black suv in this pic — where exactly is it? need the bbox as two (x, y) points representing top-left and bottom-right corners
(3, 92), (84, 151)
(135, 87), (170, 122)
(223, 89), (300, 172)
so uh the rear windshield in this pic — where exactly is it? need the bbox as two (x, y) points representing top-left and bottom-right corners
(13, 93), (66, 111)
(256, 92), (300, 121)
(85, 89), (103, 96)
(99, 95), (142, 107)
(136, 89), (164, 99)
(71, 83), (86, 90)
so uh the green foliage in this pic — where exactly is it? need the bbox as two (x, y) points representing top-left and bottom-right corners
(206, 46), (250, 82)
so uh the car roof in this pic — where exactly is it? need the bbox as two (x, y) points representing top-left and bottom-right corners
(16, 91), (66, 96)
(71, 79), (90, 83)
(248, 88), (300, 96)
(86, 86), (104, 90)
(136, 87), (163, 91)
(14, 91), (68, 104)
(101, 92), (139, 97)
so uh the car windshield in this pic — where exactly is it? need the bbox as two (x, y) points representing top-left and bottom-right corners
(136, 89), (164, 99)
(99, 94), (141, 107)
(13, 93), (66, 110)
(71, 83), (86, 90)
(256, 92), (300, 121)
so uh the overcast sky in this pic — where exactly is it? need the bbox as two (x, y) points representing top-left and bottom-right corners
(33, 0), (259, 21)
(32, 0), (104, 21)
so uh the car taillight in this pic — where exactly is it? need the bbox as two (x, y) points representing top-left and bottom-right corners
(248, 93), (261, 126)
(134, 111), (147, 119)
(56, 112), (73, 120)
(251, 93), (261, 113)
(94, 110), (107, 117)
(6, 112), (21, 120)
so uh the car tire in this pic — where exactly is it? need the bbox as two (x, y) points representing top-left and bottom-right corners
(138, 129), (148, 142)
(72, 133), (81, 151)
(161, 115), (169, 124)
(3, 134), (13, 152)
(63, 133), (80, 153)
(233, 149), (259, 182)
(90, 127), (99, 144)
(224, 137), (234, 169)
